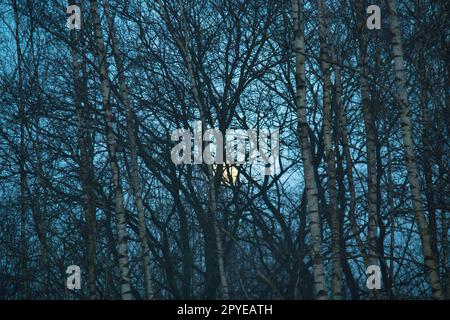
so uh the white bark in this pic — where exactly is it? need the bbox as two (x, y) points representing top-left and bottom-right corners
(104, 1), (154, 300)
(317, 0), (342, 300)
(387, 0), (444, 299)
(91, 0), (132, 300)
(291, 0), (327, 300)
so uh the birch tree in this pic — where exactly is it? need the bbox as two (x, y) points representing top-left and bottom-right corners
(90, 0), (132, 300)
(291, 0), (327, 300)
(104, 1), (155, 300)
(317, 0), (342, 300)
(70, 23), (97, 301)
(353, 0), (380, 272)
(387, 0), (444, 299)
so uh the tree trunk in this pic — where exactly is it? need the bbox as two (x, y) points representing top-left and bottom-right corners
(352, 1), (380, 276)
(70, 22), (97, 299)
(335, 65), (369, 267)
(387, 140), (397, 298)
(387, 0), (444, 299)
(317, 0), (342, 300)
(104, 1), (155, 300)
(291, 0), (327, 300)
(90, 0), (132, 300)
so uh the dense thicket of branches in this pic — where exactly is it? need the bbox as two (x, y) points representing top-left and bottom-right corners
(0, 0), (448, 300)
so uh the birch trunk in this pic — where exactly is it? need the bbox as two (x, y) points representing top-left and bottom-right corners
(359, 43), (379, 270)
(317, 0), (342, 300)
(354, 0), (379, 272)
(291, 0), (327, 300)
(70, 28), (97, 300)
(104, 1), (154, 299)
(414, 18), (441, 279)
(209, 170), (230, 300)
(387, 141), (396, 297)
(91, 0), (132, 300)
(387, 0), (444, 299)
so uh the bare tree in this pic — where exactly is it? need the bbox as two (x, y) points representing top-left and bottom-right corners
(90, 0), (132, 300)
(387, 0), (444, 299)
(291, 0), (327, 300)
